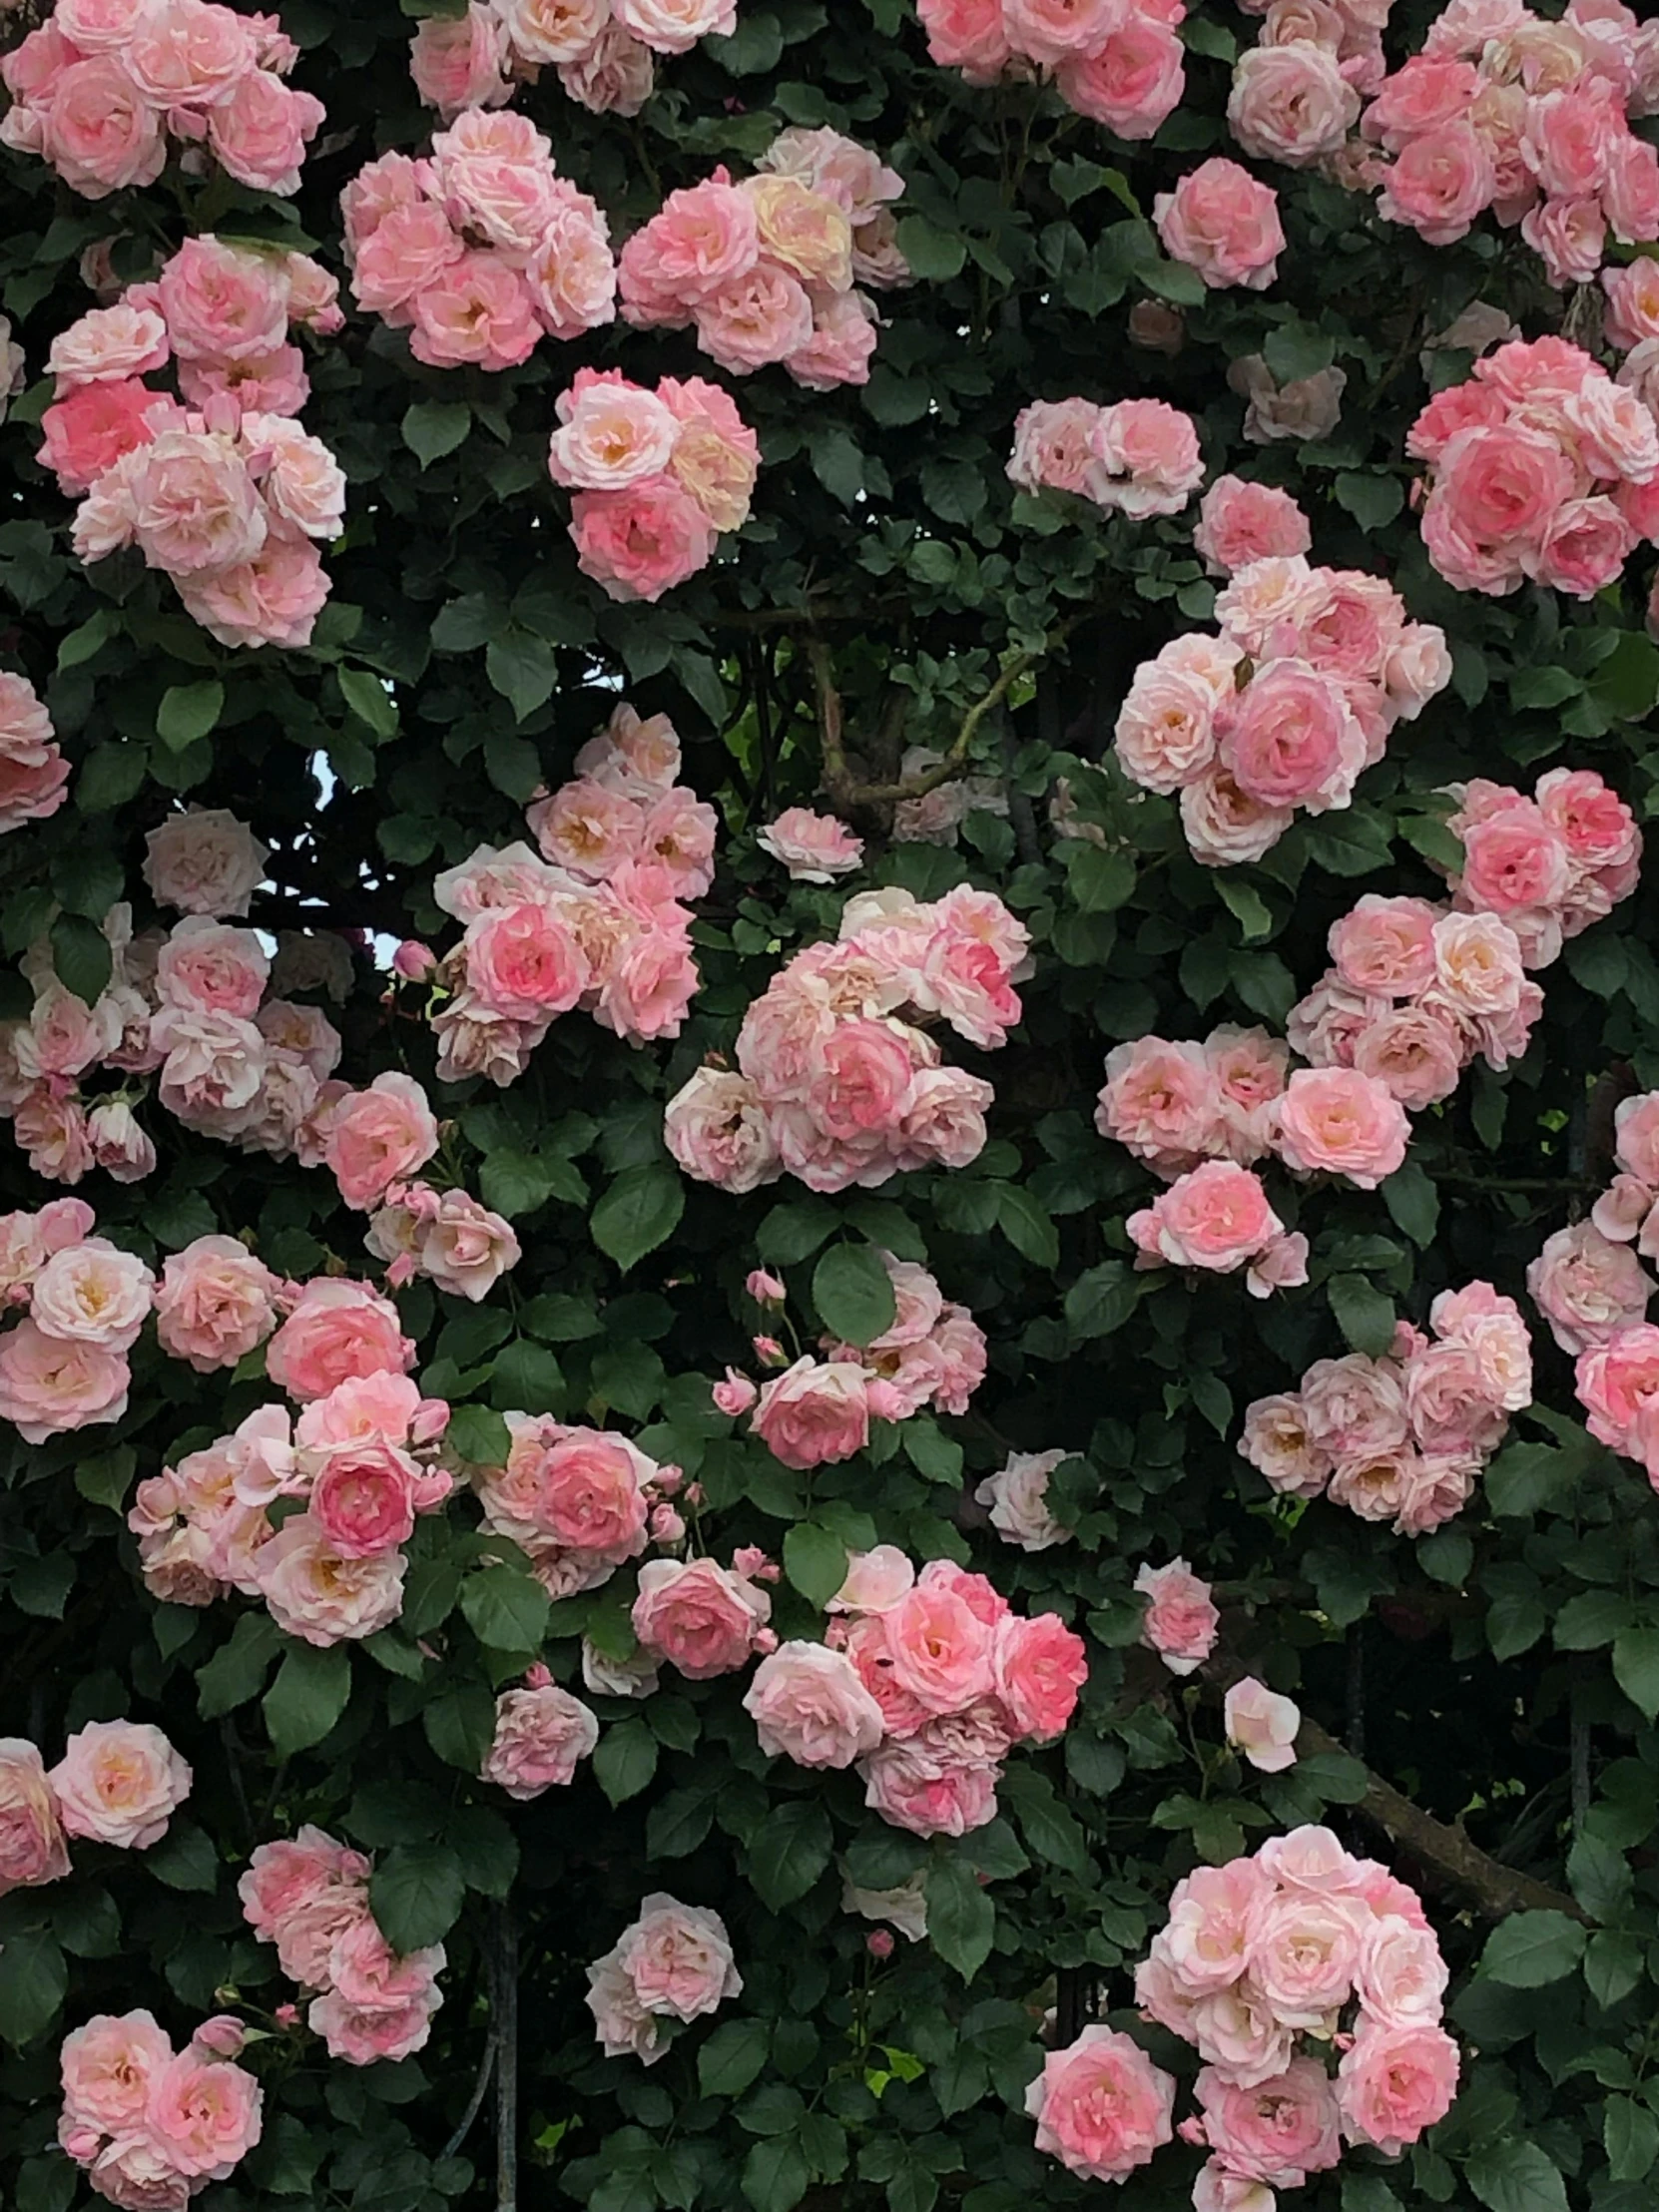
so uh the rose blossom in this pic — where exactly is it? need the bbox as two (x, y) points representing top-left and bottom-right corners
(1274, 1067), (1408, 1188)
(1194, 477), (1312, 576)
(145, 2047), (263, 2182)
(0, 1320), (130, 1442)
(632, 1556), (771, 1678)
(756, 808), (864, 882)
(1155, 160), (1285, 289)
(60, 2009), (173, 2136)
(1228, 41), (1360, 167)
(324, 1072), (441, 1211)
(481, 1680), (600, 1799)
(30, 1238), (153, 1353)
(751, 1356), (874, 1468)
(1136, 1558), (1220, 1676)
(266, 1280), (415, 1401)
(0, 1738), (70, 1894)
(1025, 2025), (1176, 2183)
(586, 1895), (741, 2064)
(144, 809), (268, 918)
(1528, 1222), (1651, 1355)
(1336, 2019), (1459, 2152)
(1224, 1677), (1302, 1774)
(744, 1641), (885, 1767)
(50, 1720), (191, 1851)
(254, 1513), (408, 1645)
(976, 1448), (1073, 1551)
(995, 1611), (1088, 1740)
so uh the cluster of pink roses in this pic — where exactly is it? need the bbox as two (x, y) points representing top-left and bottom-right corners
(719, 1252), (987, 1468)
(1124, 1828), (1459, 2202)
(1288, 894), (1542, 1114)
(665, 882), (1026, 1196)
(420, 711), (706, 1089)
(549, 366), (759, 602)
(1360, 0), (1659, 284)
(1240, 1282), (1532, 1535)
(915, 0), (1186, 141)
(58, 2007), (263, 2212)
(475, 1413), (680, 1602)
(132, 1294), (452, 1645)
(1409, 335), (1659, 599)
(0, 1720), (189, 1891)
(619, 127), (911, 390)
(39, 238), (344, 649)
(340, 110), (615, 373)
(0, 672), (72, 838)
(410, 0), (735, 125)
(1, 0), (321, 202)
(763, 1545), (1090, 1838)
(0, 1202), (155, 1442)
(1007, 396), (1205, 519)
(1438, 767), (1641, 970)
(1529, 1091), (1659, 1376)
(586, 1895), (741, 2065)
(1113, 555), (1452, 866)
(241, 1825), (445, 2065)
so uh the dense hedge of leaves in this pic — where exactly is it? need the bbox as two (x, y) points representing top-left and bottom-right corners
(3, 2), (1659, 2212)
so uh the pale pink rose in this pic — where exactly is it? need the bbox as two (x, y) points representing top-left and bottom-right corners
(1355, 1914), (1449, 2028)
(587, 1897), (740, 2069)
(242, 416), (345, 542)
(1458, 801), (1571, 918)
(254, 1512), (407, 1645)
(858, 1739), (999, 1837)
(1255, 1825), (1367, 1893)
(1225, 1677), (1302, 1774)
(632, 1556), (771, 1678)
(0, 1319), (129, 1442)
(1604, 260), (1659, 349)
(1159, 1857), (1276, 1994)
(751, 1356), (873, 1468)
(325, 1920), (443, 2019)
(614, 0), (733, 49)
(1195, 2059), (1341, 2186)
(1181, 760), (1293, 860)
(497, 0), (612, 62)
(1617, 1094), (1659, 1184)
(482, 1682), (599, 1799)
(557, 19), (656, 112)
(266, 1280), (414, 1401)
(664, 1067), (782, 1194)
(0, 1739), (70, 1895)
(995, 1611), (1088, 1739)
(408, 3), (512, 113)
(60, 2010), (173, 2135)
(349, 205), (464, 319)
(144, 808), (268, 920)
(976, 1448), (1072, 1551)
(569, 479), (716, 603)
(1379, 125), (1496, 244)
(894, 1066), (994, 1173)
(1428, 1281), (1532, 1410)
(1594, 1173), (1656, 1244)
(1336, 2020), (1459, 2153)
(1329, 895), (1439, 998)
(48, 303), (169, 392)
(127, 427), (266, 576)
(757, 807), (863, 882)
(1114, 657), (1224, 796)
(620, 179), (759, 318)
(695, 266), (816, 373)
(156, 237), (289, 363)
(830, 1545), (915, 1612)
(238, 1823), (367, 1943)
(1194, 477), (1311, 576)
(1420, 424), (1574, 595)
(1228, 40), (1360, 166)
(1007, 397), (1103, 496)
(145, 2048), (263, 2182)
(1096, 1037), (1225, 1177)
(1002, 0), (1116, 63)
(916, 0), (1012, 78)
(210, 69), (323, 196)
(1352, 1002), (1465, 1110)
(550, 381), (681, 492)
(1088, 398), (1205, 519)
(1133, 1162), (1284, 1273)
(1025, 2026), (1176, 2183)
(1240, 1391), (1332, 1497)
(1056, 19), (1186, 138)
(523, 1427), (652, 1561)
(741, 174), (853, 291)
(323, 1073), (440, 1213)
(155, 1236), (279, 1375)
(31, 1238), (153, 1353)
(39, 54), (166, 199)
(744, 1640), (885, 1767)
(156, 915), (269, 1020)
(1363, 53), (1481, 149)
(1134, 1558), (1219, 1674)
(1383, 623), (1453, 719)
(1219, 661), (1365, 812)
(880, 1582), (996, 1712)
(1156, 160), (1285, 288)
(1300, 1353), (1408, 1458)
(1274, 1067), (1408, 1187)
(50, 1720), (190, 1851)
(1194, 2162), (1275, 2212)
(309, 1990), (439, 2065)
(411, 253), (542, 371)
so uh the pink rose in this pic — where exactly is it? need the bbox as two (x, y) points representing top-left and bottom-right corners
(41, 55), (166, 199)
(0, 1738), (70, 1894)
(1379, 125), (1496, 244)
(1195, 2059), (1341, 2187)
(1355, 1913), (1449, 2028)
(408, 3), (512, 114)
(1131, 1162), (1284, 1272)
(632, 1556), (771, 1678)
(1156, 1857), (1275, 1993)
(1224, 1677), (1302, 1773)
(664, 1067), (782, 1194)
(1352, 1003), (1466, 1110)
(50, 1720), (191, 1850)
(1025, 2026), (1176, 2183)
(1228, 40), (1360, 166)
(1299, 1353), (1407, 1458)
(1193, 477), (1312, 575)
(323, 1073), (441, 1212)
(756, 807), (864, 882)
(1135, 1558), (1220, 1675)
(550, 380), (681, 492)
(309, 1989), (439, 2065)
(266, 1280), (414, 1401)
(915, 0), (1012, 79)
(568, 479), (716, 603)
(586, 1895), (741, 2065)
(254, 1512), (407, 1645)
(1421, 424), (1575, 595)
(614, 0), (735, 54)
(60, 2009), (173, 2136)
(976, 1448), (1072, 1551)
(1155, 160), (1285, 289)
(209, 69), (323, 196)
(751, 1356), (873, 1468)
(881, 1581), (996, 1712)
(1114, 655), (1226, 797)
(1096, 1037), (1223, 1176)
(857, 1738), (1000, 1837)
(0, 1319), (130, 1442)
(744, 1640), (885, 1766)
(31, 1238), (153, 1353)
(1337, 2019), (1459, 2152)
(145, 2048), (263, 2181)
(1002, 0), (1117, 64)
(1056, 20), (1186, 138)
(1330, 894), (1440, 998)
(1007, 397), (1102, 495)
(144, 808), (268, 918)
(307, 1440), (421, 1558)
(156, 1235), (280, 1373)
(482, 1682), (600, 1798)
(994, 1611), (1088, 1739)
(1274, 1067), (1409, 1188)
(1088, 398), (1205, 519)
(830, 1545), (915, 1613)
(1219, 661), (1365, 811)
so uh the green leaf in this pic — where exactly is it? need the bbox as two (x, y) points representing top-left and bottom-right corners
(699, 2018), (773, 2098)
(370, 1842), (467, 1953)
(1328, 1273), (1395, 1358)
(1264, 322), (1335, 383)
(338, 666), (398, 739)
(0, 1928), (67, 2045)
(1614, 1624), (1659, 1720)
(894, 216), (965, 280)
(747, 1799), (832, 1909)
(1479, 1909), (1587, 1988)
(742, 2136), (810, 2212)
(486, 630), (557, 721)
(403, 400), (471, 466)
(1334, 471), (1404, 531)
(50, 913), (113, 1005)
(782, 1522), (849, 1609)
(1466, 2141), (1568, 2212)
(1606, 2097), (1659, 2183)
(197, 1613), (282, 1719)
(156, 680), (224, 753)
(812, 1243), (896, 1348)
(1065, 1261), (1137, 1340)
(423, 1680), (497, 1773)
(594, 1717), (659, 1806)
(447, 1404), (511, 1465)
(592, 1165), (684, 1275)
(924, 1852), (994, 1979)
(460, 1565), (550, 1654)
(1382, 1160), (1439, 1247)
(263, 1641), (351, 1756)
(142, 1817), (219, 1893)
(995, 1184), (1059, 1269)
(1484, 1441), (1573, 1518)
(757, 1201), (836, 1265)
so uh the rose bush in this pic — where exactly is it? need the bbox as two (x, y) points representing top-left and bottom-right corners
(0, 2), (1656, 2212)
